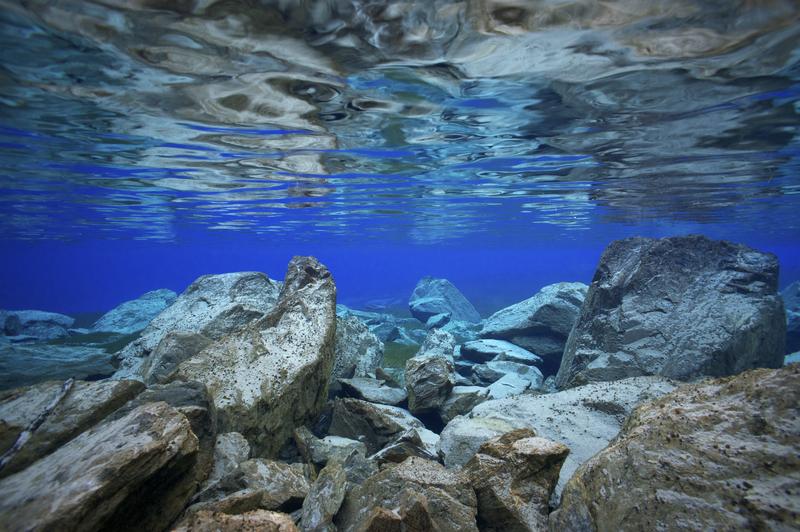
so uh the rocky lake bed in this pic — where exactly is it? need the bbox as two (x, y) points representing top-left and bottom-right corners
(0, 234), (799, 531)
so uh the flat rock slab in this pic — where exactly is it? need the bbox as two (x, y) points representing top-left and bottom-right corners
(338, 376), (407, 406)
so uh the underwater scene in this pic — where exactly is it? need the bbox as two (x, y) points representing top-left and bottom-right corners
(0, 0), (799, 530)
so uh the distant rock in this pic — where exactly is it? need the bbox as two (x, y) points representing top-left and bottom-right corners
(464, 429), (569, 532)
(91, 289), (177, 334)
(115, 271), (281, 379)
(1, 309), (74, 340)
(338, 376), (407, 406)
(0, 379), (144, 478)
(786, 352), (800, 365)
(335, 457), (478, 531)
(172, 509), (298, 532)
(0, 342), (115, 390)
(409, 277), (481, 324)
(441, 319), (482, 343)
(783, 280), (800, 353)
(332, 314), (384, 383)
(551, 365), (800, 531)
(171, 257), (336, 457)
(461, 339), (543, 365)
(480, 282), (587, 375)
(557, 236), (785, 388)
(0, 402), (199, 532)
(439, 376), (676, 496)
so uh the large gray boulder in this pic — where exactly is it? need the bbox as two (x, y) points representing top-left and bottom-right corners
(551, 365), (800, 531)
(439, 376), (677, 497)
(0, 402), (200, 532)
(114, 271), (282, 379)
(783, 280), (800, 354)
(557, 236), (786, 389)
(1, 310), (74, 340)
(331, 314), (384, 383)
(480, 282), (587, 375)
(91, 289), (177, 334)
(409, 277), (481, 324)
(171, 256), (336, 457)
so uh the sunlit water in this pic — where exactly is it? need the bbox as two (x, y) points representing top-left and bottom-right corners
(1, 0), (799, 312)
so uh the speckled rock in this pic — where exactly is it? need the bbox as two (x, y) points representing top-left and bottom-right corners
(332, 315), (384, 383)
(300, 462), (348, 531)
(464, 429), (569, 532)
(409, 277), (481, 324)
(405, 352), (456, 414)
(0, 402), (199, 532)
(91, 289), (177, 334)
(480, 283), (587, 375)
(417, 328), (457, 360)
(0, 378), (144, 478)
(115, 271), (281, 379)
(440, 376), (677, 497)
(205, 432), (250, 488)
(335, 457), (479, 531)
(171, 256), (336, 457)
(557, 236), (785, 388)
(171, 509), (298, 532)
(139, 331), (213, 385)
(551, 365), (800, 531)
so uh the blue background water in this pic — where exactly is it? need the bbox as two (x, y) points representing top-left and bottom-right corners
(1, 1), (799, 316)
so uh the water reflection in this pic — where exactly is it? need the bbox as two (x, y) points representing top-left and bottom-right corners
(0, 0), (798, 242)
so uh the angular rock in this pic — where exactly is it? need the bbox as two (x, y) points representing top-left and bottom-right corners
(139, 331), (212, 384)
(426, 312), (451, 329)
(0, 379), (144, 478)
(0, 342), (115, 390)
(332, 315), (384, 384)
(294, 426), (368, 468)
(205, 432), (250, 488)
(409, 277), (481, 324)
(328, 398), (427, 455)
(557, 236), (785, 388)
(440, 376), (676, 496)
(405, 353), (456, 414)
(461, 339), (543, 365)
(115, 271), (282, 378)
(552, 365), (800, 531)
(338, 376), (407, 406)
(473, 360), (544, 389)
(172, 509), (298, 532)
(439, 385), (490, 424)
(481, 282), (588, 375)
(486, 373), (537, 399)
(0, 402), (199, 532)
(370, 428), (440, 465)
(172, 256), (336, 457)
(441, 319), (483, 343)
(91, 288), (177, 334)
(464, 429), (569, 532)
(784, 280), (800, 354)
(417, 327), (457, 359)
(335, 457), (478, 531)
(300, 462), (347, 531)
(191, 459), (310, 515)
(1, 309), (74, 340)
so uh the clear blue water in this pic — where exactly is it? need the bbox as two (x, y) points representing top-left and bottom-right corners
(1, 1), (799, 314)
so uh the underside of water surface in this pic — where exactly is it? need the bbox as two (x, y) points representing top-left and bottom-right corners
(0, 2), (800, 531)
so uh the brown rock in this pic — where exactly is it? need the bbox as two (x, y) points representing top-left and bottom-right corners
(171, 509), (297, 532)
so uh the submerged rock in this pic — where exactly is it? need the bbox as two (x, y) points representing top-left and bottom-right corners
(409, 277), (481, 324)
(294, 426), (368, 469)
(783, 280), (800, 354)
(405, 352), (456, 414)
(0, 378), (144, 478)
(552, 365), (800, 531)
(417, 327), (457, 359)
(115, 270), (281, 379)
(0, 402), (199, 532)
(0, 341), (116, 391)
(439, 376), (677, 496)
(557, 236), (785, 388)
(172, 509), (298, 532)
(338, 376), (407, 406)
(1, 309), (74, 340)
(332, 315), (384, 383)
(91, 288), (177, 334)
(300, 461), (347, 531)
(205, 432), (251, 488)
(171, 256), (336, 457)
(464, 429), (569, 532)
(139, 331), (213, 385)
(328, 398), (430, 455)
(480, 282), (587, 375)
(461, 338), (543, 365)
(335, 456), (479, 531)
(439, 385), (490, 423)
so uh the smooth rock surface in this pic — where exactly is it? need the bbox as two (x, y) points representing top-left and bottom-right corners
(0, 378), (144, 478)
(172, 256), (336, 457)
(338, 376), (407, 406)
(552, 365), (800, 531)
(441, 376), (677, 496)
(480, 282), (587, 375)
(557, 236), (785, 388)
(335, 457), (479, 531)
(1, 309), (74, 340)
(0, 402), (199, 532)
(115, 271), (281, 378)
(91, 289), (177, 334)
(784, 280), (800, 354)
(473, 360), (544, 389)
(464, 429), (569, 532)
(409, 277), (481, 324)
(332, 315), (384, 383)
